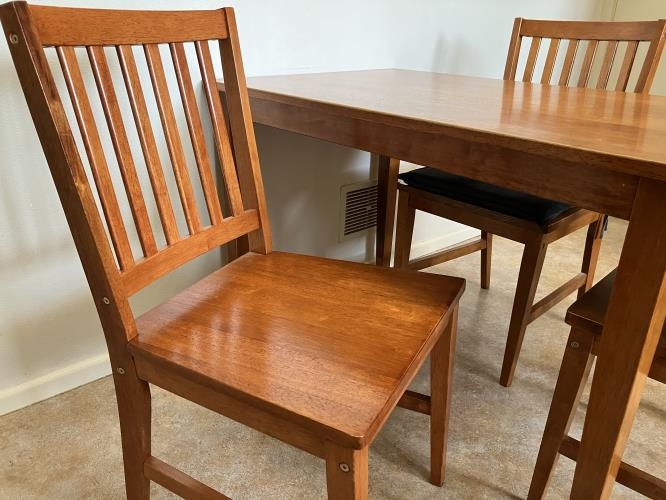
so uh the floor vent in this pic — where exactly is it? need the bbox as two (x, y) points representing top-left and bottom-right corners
(339, 180), (378, 241)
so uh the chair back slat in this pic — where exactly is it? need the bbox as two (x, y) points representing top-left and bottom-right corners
(522, 36), (541, 83)
(196, 40), (244, 217)
(558, 40), (579, 86)
(170, 42), (223, 225)
(505, 18), (666, 93)
(117, 44), (180, 245)
(615, 41), (639, 91)
(144, 43), (202, 235)
(88, 45), (158, 257)
(1, 1), (272, 328)
(596, 40), (619, 89)
(57, 45), (135, 270)
(577, 40), (599, 87)
(541, 38), (560, 84)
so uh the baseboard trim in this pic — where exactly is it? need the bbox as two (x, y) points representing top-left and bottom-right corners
(410, 227), (480, 259)
(0, 353), (111, 416)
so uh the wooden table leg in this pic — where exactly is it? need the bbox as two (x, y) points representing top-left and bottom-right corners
(571, 178), (666, 499)
(376, 155), (400, 266)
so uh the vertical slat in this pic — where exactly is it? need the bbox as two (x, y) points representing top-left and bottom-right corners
(144, 43), (202, 234)
(541, 38), (561, 84)
(596, 41), (619, 90)
(522, 37), (542, 83)
(615, 41), (639, 92)
(577, 40), (599, 87)
(220, 8), (272, 252)
(57, 46), (134, 270)
(195, 40), (244, 217)
(559, 39), (579, 86)
(88, 46), (157, 257)
(503, 17), (524, 80)
(170, 42), (223, 225)
(634, 20), (666, 93)
(117, 45), (179, 245)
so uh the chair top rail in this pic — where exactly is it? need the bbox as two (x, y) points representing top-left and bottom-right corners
(29, 4), (228, 46)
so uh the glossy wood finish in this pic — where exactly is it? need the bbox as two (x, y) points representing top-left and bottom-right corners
(0, 3), (465, 498)
(220, 61), (666, 496)
(219, 70), (666, 201)
(132, 252), (464, 448)
(529, 270), (666, 499)
(392, 18), (665, 387)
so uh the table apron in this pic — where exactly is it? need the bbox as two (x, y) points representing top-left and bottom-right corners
(249, 97), (638, 220)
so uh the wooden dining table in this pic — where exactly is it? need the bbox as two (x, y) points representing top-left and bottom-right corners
(217, 69), (666, 498)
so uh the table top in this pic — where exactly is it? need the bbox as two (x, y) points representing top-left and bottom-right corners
(226, 69), (666, 181)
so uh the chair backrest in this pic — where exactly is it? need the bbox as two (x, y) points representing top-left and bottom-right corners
(0, 2), (271, 348)
(504, 18), (666, 92)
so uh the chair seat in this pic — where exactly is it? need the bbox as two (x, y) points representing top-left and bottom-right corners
(566, 269), (666, 355)
(399, 167), (575, 227)
(130, 252), (465, 447)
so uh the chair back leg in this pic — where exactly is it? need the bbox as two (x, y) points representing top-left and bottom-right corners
(500, 235), (548, 386)
(325, 443), (369, 499)
(527, 327), (595, 499)
(481, 231), (493, 289)
(578, 214), (605, 298)
(394, 189), (416, 268)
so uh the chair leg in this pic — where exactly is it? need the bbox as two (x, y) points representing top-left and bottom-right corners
(325, 443), (369, 500)
(376, 156), (400, 267)
(481, 231), (492, 289)
(393, 189), (415, 269)
(527, 327), (595, 500)
(430, 305), (459, 486)
(113, 367), (152, 500)
(500, 235), (548, 387)
(578, 214), (605, 298)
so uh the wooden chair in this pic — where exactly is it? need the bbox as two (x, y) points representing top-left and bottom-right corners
(392, 18), (666, 387)
(527, 269), (666, 499)
(0, 3), (465, 499)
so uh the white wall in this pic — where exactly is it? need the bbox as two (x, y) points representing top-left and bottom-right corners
(0, 0), (611, 415)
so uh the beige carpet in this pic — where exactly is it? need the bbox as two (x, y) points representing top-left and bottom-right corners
(1, 218), (664, 499)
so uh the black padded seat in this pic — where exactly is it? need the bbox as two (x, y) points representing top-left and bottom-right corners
(399, 167), (575, 228)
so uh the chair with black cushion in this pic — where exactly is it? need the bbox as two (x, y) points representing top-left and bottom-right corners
(0, 2), (466, 498)
(527, 269), (666, 499)
(392, 17), (666, 387)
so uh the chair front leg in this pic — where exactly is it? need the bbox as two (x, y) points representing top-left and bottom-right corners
(527, 327), (595, 499)
(430, 305), (459, 486)
(325, 443), (369, 500)
(500, 235), (548, 387)
(113, 362), (152, 500)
